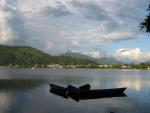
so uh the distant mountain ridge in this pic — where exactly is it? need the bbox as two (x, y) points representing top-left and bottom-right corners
(97, 57), (122, 64)
(61, 52), (122, 64)
(0, 45), (97, 66)
(61, 52), (96, 61)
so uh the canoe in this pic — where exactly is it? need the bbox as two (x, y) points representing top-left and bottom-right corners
(78, 84), (91, 91)
(79, 87), (126, 100)
(49, 84), (126, 101)
(67, 85), (80, 101)
(50, 84), (68, 98)
(67, 85), (126, 101)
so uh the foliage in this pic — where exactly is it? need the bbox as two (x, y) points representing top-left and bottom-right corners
(0, 45), (97, 67)
(140, 4), (150, 32)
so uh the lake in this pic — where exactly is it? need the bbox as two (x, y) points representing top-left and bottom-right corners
(0, 69), (150, 113)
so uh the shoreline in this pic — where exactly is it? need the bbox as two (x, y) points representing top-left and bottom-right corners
(0, 66), (150, 71)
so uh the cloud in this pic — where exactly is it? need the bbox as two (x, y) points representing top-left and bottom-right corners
(70, 0), (109, 21)
(84, 51), (100, 58)
(0, 0), (26, 45)
(0, 0), (149, 56)
(81, 48), (150, 63)
(66, 0), (147, 44)
(115, 48), (150, 63)
(103, 32), (137, 42)
(40, 3), (72, 18)
(70, 28), (136, 45)
(71, 40), (80, 46)
(82, 49), (112, 59)
(0, 0), (13, 44)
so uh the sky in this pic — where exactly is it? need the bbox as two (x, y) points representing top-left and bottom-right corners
(0, 0), (150, 63)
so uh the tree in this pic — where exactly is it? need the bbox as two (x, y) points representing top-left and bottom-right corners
(140, 4), (150, 32)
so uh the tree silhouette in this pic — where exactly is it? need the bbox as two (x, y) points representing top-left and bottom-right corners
(140, 4), (150, 32)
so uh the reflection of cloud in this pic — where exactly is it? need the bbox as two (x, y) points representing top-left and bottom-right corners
(90, 74), (150, 92)
(69, 93), (150, 113)
(118, 78), (141, 91)
(117, 76), (150, 92)
(91, 79), (100, 88)
(0, 93), (10, 112)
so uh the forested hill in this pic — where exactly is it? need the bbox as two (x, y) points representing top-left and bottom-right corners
(0, 45), (97, 67)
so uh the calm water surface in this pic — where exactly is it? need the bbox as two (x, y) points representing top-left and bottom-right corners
(0, 69), (150, 113)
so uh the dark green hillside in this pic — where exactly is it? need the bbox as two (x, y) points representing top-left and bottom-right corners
(0, 45), (97, 67)
(0, 45), (54, 66)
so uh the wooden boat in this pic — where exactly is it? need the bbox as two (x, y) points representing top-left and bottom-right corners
(79, 87), (126, 100)
(67, 85), (126, 101)
(49, 84), (126, 101)
(50, 84), (68, 98)
(78, 84), (91, 91)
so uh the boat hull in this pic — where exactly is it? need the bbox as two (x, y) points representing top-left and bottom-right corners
(79, 88), (126, 99)
(50, 84), (68, 98)
(49, 84), (126, 101)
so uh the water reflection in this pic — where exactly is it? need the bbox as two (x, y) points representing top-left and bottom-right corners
(118, 77), (141, 91)
(0, 79), (47, 91)
(89, 73), (150, 91)
(0, 93), (11, 113)
(0, 69), (150, 113)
